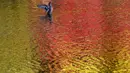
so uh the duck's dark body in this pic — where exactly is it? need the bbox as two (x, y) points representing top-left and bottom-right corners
(37, 2), (53, 23)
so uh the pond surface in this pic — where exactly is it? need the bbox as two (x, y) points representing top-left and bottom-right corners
(0, 0), (130, 73)
(0, 0), (36, 73)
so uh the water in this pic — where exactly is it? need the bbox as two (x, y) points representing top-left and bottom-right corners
(0, 0), (130, 73)
(0, 0), (35, 73)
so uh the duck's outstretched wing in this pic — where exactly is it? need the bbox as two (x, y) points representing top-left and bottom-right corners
(37, 4), (49, 12)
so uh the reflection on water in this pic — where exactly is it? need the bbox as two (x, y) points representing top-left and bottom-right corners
(0, 0), (130, 73)
(0, 0), (37, 73)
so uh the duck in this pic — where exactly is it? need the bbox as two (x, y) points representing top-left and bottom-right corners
(37, 2), (53, 23)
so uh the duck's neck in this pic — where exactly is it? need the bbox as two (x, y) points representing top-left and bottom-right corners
(48, 2), (51, 6)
